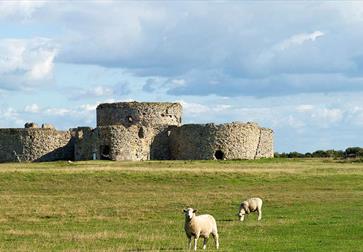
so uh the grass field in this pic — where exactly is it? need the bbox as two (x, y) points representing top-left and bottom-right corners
(0, 159), (362, 251)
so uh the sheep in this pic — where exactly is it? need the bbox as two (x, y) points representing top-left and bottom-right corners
(183, 208), (219, 251)
(238, 197), (263, 221)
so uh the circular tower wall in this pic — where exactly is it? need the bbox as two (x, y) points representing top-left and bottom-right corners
(96, 102), (182, 127)
(169, 122), (273, 160)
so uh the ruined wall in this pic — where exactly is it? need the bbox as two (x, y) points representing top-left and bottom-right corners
(95, 125), (171, 161)
(74, 127), (98, 161)
(255, 128), (274, 159)
(0, 101), (274, 163)
(169, 122), (273, 160)
(96, 102), (182, 127)
(0, 128), (74, 162)
(95, 102), (181, 161)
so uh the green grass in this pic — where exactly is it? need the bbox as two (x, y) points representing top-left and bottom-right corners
(0, 159), (362, 251)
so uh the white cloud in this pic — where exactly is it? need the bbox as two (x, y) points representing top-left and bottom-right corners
(295, 104), (344, 125)
(76, 85), (114, 98)
(0, 107), (24, 128)
(296, 104), (314, 112)
(79, 104), (97, 112)
(45, 108), (70, 116)
(276, 31), (324, 51)
(170, 79), (186, 88)
(0, 38), (57, 90)
(311, 108), (343, 124)
(68, 83), (129, 101)
(179, 101), (210, 115)
(287, 115), (305, 129)
(332, 2), (363, 24)
(28, 49), (56, 80)
(79, 99), (116, 112)
(24, 104), (40, 113)
(0, 0), (46, 19)
(214, 104), (232, 112)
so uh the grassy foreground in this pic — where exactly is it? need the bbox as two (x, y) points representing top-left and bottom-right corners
(0, 159), (362, 251)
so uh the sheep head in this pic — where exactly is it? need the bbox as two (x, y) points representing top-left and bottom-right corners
(238, 202), (250, 221)
(183, 208), (197, 220)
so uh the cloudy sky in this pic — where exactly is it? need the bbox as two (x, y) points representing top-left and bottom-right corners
(1, 1), (363, 153)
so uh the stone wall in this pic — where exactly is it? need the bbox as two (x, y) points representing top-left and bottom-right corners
(169, 122), (273, 160)
(0, 128), (74, 163)
(95, 125), (172, 161)
(255, 127), (274, 159)
(0, 101), (274, 162)
(96, 102), (182, 127)
(94, 102), (181, 161)
(74, 127), (98, 161)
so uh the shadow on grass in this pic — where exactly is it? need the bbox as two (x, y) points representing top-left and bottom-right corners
(218, 219), (235, 222)
(124, 248), (183, 251)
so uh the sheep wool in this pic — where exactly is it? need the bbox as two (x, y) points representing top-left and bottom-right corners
(183, 208), (219, 251)
(238, 197), (263, 222)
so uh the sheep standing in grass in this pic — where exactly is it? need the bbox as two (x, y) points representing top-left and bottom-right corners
(183, 208), (219, 251)
(238, 197), (263, 221)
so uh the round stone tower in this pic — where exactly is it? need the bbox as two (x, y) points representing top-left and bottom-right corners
(95, 101), (182, 161)
(96, 101), (182, 127)
(169, 122), (274, 160)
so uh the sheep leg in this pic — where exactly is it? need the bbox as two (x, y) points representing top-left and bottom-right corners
(194, 237), (198, 251)
(203, 237), (208, 250)
(188, 237), (192, 250)
(257, 209), (262, 221)
(240, 214), (245, 221)
(212, 232), (219, 249)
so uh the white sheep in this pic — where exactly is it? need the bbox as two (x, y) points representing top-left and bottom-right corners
(238, 197), (263, 221)
(183, 208), (219, 251)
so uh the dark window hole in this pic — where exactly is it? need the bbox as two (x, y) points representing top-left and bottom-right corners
(138, 127), (145, 138)
(100, 145), (111, 160)
(214, 150), (224, 160)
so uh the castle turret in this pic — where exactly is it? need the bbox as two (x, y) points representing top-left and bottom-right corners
(90, 101), (182, 161)
(96, 101), (182, 127)
(169, 122), (274, 160)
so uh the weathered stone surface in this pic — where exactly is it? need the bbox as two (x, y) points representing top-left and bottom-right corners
(0, 128), (74, 162)
(97, 101), (182, 127)
(94, 102), (182, 161)
(169, 122), (273, 160)
(74, 127), (98, 161)
(95, 125), (172, 161)
(0, 101), (274, 162)
(255, 127), (274, 159)
(42, 123), (55, 129)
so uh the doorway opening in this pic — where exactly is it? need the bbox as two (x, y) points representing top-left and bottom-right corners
(214, 150), (224, 160)
(100, 145), (111, 160)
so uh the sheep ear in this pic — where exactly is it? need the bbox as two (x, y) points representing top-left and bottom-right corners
(193, 209), (197, 213)
(183, 209), (187, 213)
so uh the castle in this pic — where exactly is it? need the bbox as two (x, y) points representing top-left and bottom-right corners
(0, 102), (274, 162)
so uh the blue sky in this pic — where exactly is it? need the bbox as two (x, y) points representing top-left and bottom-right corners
(1, 1), (363, 153)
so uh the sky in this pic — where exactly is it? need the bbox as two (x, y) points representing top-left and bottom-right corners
(1, 1), (363, 153)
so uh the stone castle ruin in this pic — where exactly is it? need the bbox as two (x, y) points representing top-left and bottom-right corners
(0, 102), (274, 162)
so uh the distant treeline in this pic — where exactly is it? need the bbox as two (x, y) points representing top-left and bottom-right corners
(275, 147), (363, 159)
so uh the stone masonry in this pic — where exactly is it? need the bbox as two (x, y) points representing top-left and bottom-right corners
(169, 122), (274, 160)
(0, 101), (274, 162)
(0, 128), (74, 162)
